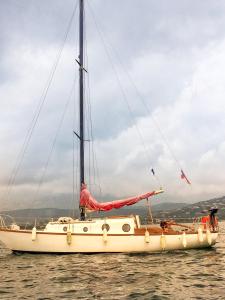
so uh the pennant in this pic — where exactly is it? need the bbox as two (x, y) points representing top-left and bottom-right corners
(181, 169), (191, 185)
(151, 168), (155, 176)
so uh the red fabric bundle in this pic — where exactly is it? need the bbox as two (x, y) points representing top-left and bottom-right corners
(80, 184), (160, 211)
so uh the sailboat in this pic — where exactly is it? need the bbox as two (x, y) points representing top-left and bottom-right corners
(0, 0), (219, 253)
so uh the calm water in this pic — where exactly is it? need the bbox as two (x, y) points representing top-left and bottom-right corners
(0, 226), (225, 300)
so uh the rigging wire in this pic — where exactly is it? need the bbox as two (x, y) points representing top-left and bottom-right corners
(85, 72), (102, 195)
(83, 7), (102, 196)
(72, 100), (76, 216)
(72, 83), (77, 217)
(75, 133), (80, 204)
(72, 61), (80, 216)
(82, 3), (92, 192)
(107, 47), (183, 170)
(87, 1), (161, 188)
(33, 77), (78, 200)
(83, 15), (91, 190)
(87, 1), (189, 185)
(72, 78), (80, 214)
(72, 8), (80, 217)
(3, 1), (79, 202)
(22, 77), (79, 225)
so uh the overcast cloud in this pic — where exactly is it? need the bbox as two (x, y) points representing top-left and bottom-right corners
(0, 0), (225, 210)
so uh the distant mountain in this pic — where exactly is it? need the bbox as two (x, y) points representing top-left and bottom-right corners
(0, 193), (78, 211)
(154, 196), (225, 221)
(1, 195), (225, 226)
(0, 208), (77, 219)
(0, 207), (144, 226)
(152, 202), (186, 211)
(0, 208), (78, 227)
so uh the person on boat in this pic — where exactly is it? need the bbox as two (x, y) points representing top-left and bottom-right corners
(201, 214), (209, 229)
(209, 207), (218, 231)
(160, 220), (173, 232)
(201, 208), (218, 231)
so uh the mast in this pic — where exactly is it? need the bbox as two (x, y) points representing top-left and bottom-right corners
(79, 0), (85, 220)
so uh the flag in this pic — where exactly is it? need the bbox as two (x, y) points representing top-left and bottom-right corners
(181, 169), (191, 185)
(151, 168), (155, 176)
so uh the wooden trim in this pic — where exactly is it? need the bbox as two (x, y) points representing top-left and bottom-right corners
(0, 228), (32, 234)
(0, 228), (133, 236)
(0, 227), (217, 236)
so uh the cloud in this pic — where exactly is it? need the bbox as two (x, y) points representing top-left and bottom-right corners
(96, 38), (225, 203)
(1, 1), (225, 210)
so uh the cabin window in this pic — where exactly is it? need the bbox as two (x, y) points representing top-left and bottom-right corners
(102, 224), (110, 232)
(63, 226), (67, 232)
(83, 227), (88, 232)
(122, 224), (131, 232)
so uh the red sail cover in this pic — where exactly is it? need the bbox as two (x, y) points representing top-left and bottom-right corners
(80, 184), (161, 212)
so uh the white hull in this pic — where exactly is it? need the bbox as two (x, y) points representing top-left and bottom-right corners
(0, 228), (218, 253)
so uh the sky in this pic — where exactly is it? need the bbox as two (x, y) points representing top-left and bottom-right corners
(0, 0), (225, 210)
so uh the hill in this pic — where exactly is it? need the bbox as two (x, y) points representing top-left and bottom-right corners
(1, 195), (225, 226)
(154, 196), (225, 221)
(152, 202), (186, 211)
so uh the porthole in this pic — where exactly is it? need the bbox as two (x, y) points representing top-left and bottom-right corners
(102, 224), (110, 232)
(122, 224), (131, 232)
(63, 226), (67, 232)
(83, 227), (88, 232)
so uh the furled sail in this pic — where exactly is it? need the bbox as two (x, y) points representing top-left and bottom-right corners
(80, 184), (163, 212)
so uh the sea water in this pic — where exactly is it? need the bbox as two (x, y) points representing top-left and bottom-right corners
(0, 223), (225, 300)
